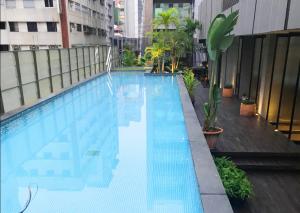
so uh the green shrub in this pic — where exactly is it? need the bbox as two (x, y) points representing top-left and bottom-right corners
(122, 49), (136, 66)
(183, 68), (198, 97)
(135, 55), (146, 66)
(214, 157), (253, 200)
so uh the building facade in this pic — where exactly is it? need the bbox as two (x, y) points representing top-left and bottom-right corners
(197, 0), (300, 142)
(0, 0), (114, 51)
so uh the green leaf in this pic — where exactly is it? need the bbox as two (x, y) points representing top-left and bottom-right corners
(219, 35), (234, 52)
(203, 102), (210, 117)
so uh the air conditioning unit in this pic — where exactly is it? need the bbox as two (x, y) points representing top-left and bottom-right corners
(12, 45), (21, 51)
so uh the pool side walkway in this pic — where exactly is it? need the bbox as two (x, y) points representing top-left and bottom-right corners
(177, 76), (233, 213)
(193, 84), (300, 155)
(193, 83), (300, 213)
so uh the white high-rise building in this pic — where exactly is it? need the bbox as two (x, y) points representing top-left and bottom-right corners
(0, 0), (114, 51)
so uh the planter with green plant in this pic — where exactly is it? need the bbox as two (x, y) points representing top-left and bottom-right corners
(203, 11), (239, 149)
(215, 157), (253, 205)
(222, 83), (234, 97)
(183, 69), (198, 105)
(240, 97), (256, 116)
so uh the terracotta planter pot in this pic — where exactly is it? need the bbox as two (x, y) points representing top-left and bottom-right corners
(203, 128), (224, 149)
(240, 103), (256, 116)
(222, 88), (233, 97)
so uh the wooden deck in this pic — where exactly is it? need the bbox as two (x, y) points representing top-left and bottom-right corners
(193, 84), (300, 155)
(193, 83), (300, 213)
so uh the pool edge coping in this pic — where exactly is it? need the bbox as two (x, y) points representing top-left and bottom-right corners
(176, 75), (233, 213)
(1, 71), (107, 122)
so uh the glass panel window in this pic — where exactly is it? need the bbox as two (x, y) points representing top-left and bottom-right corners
(77, 24), (82, 32)
(23, 0), (34, 8)
(45, 0), (53, 7)
(9, 22), (19, 32)
(0, 22), (6, 29)
(47, 22), (57, 32)
(6, 0), (16, 8)
(27, 22), (38, 32)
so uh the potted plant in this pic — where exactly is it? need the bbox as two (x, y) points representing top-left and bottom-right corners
(240, 97), (256, 116)
(222, 83), (234, 97)
(215, 157), (253, 205)
(203, 11), (239, 149)
(183, 69), (198, 105)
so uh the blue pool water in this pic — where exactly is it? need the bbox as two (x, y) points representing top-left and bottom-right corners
(1, 72), (203, 213)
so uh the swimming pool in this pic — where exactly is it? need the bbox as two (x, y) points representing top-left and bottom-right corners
(1, 72), (203, 213)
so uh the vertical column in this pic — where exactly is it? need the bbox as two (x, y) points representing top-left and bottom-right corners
(59, 0), (70, 48)
(68, 48), (73, 84)
(288, 62), (300, 139)
(47, 49), (54, 93)
(82, 47), (86, 78)
(75, 48), (80, 82)
(266, 36), (278, 121)
(102, 45), (105, 71)
(14, 51), (25, 105)
(98, 45), (101, 73)
(276, 36), (291, 129)
(32, 50), (41, 98)
(0, 90), (4, 114)
(58, 49), (64, 88)
(88, 46), (92, 76)
(255, 37), (264, 103)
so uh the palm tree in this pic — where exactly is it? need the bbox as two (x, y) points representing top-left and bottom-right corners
(167, 30), (187, 73)
(152, 8), (179, 72)
(183, 18), (201, 65)
(153, 7), (179, 30)
(145, 42), (165, 73)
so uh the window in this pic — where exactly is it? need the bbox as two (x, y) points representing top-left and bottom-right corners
(75, 2), (80, 12)
(83, 25), (87, 32)
(68, 0), (74, 10)
(23, 0), (34, 8)
(45, 0), (53, 7)
(70, 22), (75, 32)
(9, 22), (19, 32)
(6, 0), (16, 8)
(47, 22), (57, 32)
(0, 22), (6, 29)
(82, 6), (89, 15)
(77, 24), (82, 32)
(0, 45), (9, 51)
(27, 22), (38, 32)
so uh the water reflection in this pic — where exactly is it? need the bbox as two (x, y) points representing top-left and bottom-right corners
(1, 72), (202, 213)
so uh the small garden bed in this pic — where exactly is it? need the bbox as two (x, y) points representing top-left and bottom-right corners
(214, 157), (253, 205)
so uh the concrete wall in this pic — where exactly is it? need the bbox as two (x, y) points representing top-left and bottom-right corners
(0, 45), (120, 114)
